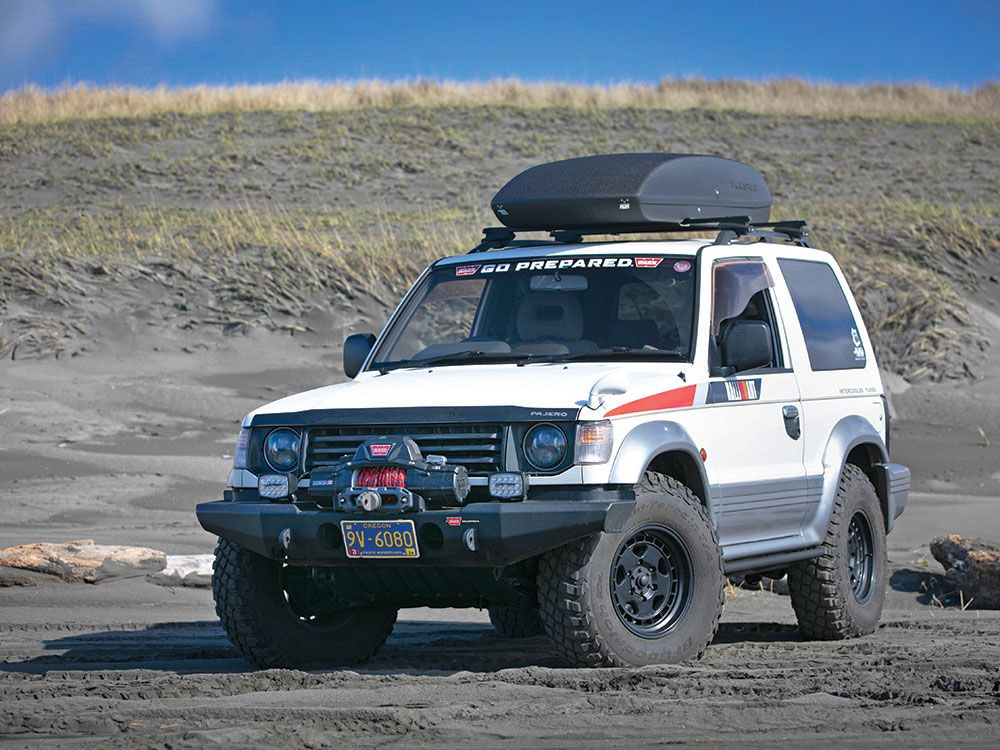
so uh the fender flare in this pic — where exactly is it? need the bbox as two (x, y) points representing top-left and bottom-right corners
(608, 421), (712, 512)
(803, 415), (889, 545)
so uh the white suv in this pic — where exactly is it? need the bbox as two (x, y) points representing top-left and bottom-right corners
(198, 153), (910, 668)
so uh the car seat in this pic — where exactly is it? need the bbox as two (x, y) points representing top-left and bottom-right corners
(513, 292), (598, 354)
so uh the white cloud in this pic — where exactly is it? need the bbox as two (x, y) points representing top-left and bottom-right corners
(127, 0), (215, 42)
(0, 0), (217, 69)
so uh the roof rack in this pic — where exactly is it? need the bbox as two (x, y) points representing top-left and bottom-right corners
(467, 217), (812, 253)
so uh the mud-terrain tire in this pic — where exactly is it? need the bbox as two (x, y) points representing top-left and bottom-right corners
(788, 464), (887, 640)
(212, 538), (397, 668)
(537, 472), (724, 667)
(488, 606), (544, 638)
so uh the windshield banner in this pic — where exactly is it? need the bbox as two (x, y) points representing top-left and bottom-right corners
(454, 257), (682, 276)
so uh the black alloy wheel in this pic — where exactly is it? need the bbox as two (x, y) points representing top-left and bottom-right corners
(847, 510), (875, 603)
(611, 525), (693, 638)
(537, 472), (724, 667)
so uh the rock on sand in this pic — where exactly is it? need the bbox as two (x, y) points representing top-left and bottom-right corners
(0, 539), (166, 585)
(930, 534), (1000, 608)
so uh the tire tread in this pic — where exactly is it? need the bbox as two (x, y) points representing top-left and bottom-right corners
(212, 538), (396, 668)
(488, 606), (544, 638)
(787, 464), (882, 640)
(537, 472), (724, 667)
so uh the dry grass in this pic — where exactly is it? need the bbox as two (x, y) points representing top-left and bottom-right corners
(0, 203), (479, 296)
(2, 199), (993, 377)
(0, 203), (482, 359)
(2, 78), (999, 124)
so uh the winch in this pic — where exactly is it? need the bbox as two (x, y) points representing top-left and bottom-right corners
(307, 437), (470, 512)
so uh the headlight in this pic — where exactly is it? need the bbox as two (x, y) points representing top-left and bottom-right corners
(575, 420), (613, 464)
(264, 429), (300, 472)
(523, 423), (567, 470)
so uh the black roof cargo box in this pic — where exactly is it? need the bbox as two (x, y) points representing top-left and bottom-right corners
(490, 153), (771, 231)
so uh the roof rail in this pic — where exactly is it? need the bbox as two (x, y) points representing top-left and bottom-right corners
(711, 219), (812, 248)
(467, 217), (812, 253)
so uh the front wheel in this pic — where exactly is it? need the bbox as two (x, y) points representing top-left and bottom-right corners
(788, 464), (887, 639)
(537, 473), (724, 667)
(212, 538), (397, 668)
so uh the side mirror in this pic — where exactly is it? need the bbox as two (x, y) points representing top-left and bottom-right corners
(343, 333), (376, 378)
(721, 321), (772, 373)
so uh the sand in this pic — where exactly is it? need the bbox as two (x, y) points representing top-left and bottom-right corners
(0, 284), (998, 747)
(2, 108), (1000, 747)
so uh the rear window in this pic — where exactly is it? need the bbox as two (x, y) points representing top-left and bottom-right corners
(778, 259), (867, 371)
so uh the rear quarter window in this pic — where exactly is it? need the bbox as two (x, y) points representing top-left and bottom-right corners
(778, 258), (867, 371)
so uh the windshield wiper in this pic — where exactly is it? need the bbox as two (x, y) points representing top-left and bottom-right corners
(515, 347), (686, 366)
(379, 350), (530, 373)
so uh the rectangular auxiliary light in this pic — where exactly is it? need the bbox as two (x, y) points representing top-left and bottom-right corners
(488, 472), (527, 500)
(258, 474), (290, 500)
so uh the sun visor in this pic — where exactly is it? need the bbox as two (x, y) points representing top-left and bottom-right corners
(490, 153), (772, 231)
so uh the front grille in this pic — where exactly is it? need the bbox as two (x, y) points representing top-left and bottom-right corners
(305, 423), (504, 476)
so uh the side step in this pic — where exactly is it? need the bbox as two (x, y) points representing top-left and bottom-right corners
(724, 546), (823, 575)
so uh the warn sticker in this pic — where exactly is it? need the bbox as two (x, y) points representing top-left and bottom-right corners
(370, 444), (392, 457)
(455, 265), (480, 277)
(634, 257), (664, 268)
(445, 517), (462, 527)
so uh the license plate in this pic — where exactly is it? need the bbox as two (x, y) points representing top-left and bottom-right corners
(341, 519), (419, 559)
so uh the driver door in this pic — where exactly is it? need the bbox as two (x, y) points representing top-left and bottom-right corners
(688, 251), (808, 556)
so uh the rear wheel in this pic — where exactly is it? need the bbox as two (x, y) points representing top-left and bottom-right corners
(788, 464), (887, 639)
(212, 538), (397, 668)
(537, 472), (724, 667)
(488, 606), (544, 638)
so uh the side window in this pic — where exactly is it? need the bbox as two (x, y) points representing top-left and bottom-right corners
(727, 289), (784, 368)
(617, 281), (659, 320)
(614, 281), (680, 349)
(382, 278), (485, 360)
(778, 258), (866, 371)
(711, 260), (781, 373)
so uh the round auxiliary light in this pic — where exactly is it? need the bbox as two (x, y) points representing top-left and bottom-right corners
(264, 429), (300, 472)
(523, 423), (568, 470)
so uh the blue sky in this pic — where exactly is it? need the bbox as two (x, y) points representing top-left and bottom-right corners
(1, 0), (997, 92)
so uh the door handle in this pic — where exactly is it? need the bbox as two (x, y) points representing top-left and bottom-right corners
(782, 404), (801, 440)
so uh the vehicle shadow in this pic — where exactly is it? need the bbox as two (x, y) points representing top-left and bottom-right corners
(710, 622), (803, 645)
(0, 621), (247, 675)
(889, 567), (958, 606)
(2, 617), (809, 675)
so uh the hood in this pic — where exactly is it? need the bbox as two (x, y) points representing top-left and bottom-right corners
(245, 362), (682, 423)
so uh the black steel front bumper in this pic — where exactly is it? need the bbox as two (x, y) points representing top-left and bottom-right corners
(196, 492), (636, 567)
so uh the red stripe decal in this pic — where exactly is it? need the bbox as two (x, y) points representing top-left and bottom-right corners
(605, 384), (698, 417)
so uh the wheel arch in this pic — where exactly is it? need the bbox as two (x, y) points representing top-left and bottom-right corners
(608, 421), (711, 512)
(804, 415), (890, 545)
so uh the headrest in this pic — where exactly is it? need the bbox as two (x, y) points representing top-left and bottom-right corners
(516, 292), (584, 342)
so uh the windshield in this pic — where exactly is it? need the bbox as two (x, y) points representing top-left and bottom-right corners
(370, 253), (697, 371)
